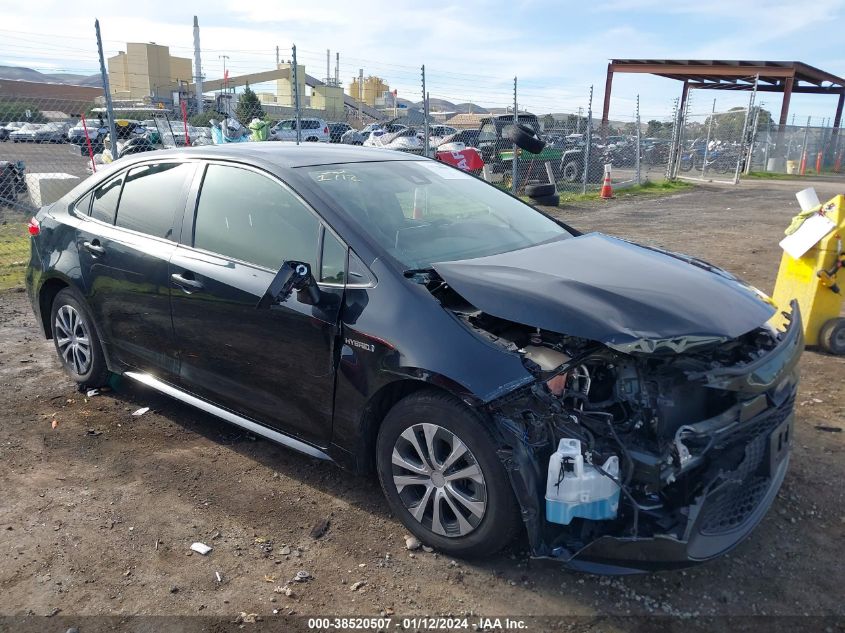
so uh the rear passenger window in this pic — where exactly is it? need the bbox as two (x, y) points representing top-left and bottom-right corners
(193, 164), (319, 270)
(115, 162), (194, 239)
(75, 191), (93, 216)
(320, 230), (347, 284)
(90, 175), (123, 224)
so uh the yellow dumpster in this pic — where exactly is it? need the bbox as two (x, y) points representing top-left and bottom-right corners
(772, 191), (845, 354)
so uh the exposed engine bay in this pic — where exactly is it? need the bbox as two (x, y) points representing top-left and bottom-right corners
(427, 276), (802, 571)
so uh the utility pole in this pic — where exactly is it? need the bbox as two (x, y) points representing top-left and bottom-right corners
(512, 76), (518, 194)
(635, 94), (641, 184)
(359, 68), (364, 122)
(582, 85), (593, 194)
(292, 45), (301, 144)
(276, 45), (279, 67)
(192, 16), (203, 113)
(421, 65), (429, 156)
(335, 52), (339, 86)
(219, 55), (230, 94)
(94, 19), (117, 156)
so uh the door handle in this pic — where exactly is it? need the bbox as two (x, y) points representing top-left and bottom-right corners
(83, 240), (105, 255)
(171, 272), (204, 291)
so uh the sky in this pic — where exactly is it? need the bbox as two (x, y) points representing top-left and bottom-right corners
(1, 0), (844, 122)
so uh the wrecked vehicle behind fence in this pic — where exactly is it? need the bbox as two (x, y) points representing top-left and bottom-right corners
(27, 146), (802, 573)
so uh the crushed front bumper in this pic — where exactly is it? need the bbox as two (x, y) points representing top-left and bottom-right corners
(565, 403), (793, 573)
(493, 302), (803, 573)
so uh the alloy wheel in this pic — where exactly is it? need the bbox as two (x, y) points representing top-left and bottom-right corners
(54, 304), (92, 376)
(390, 423), (487, 537)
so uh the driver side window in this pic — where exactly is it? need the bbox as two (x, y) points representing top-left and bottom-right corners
(192, 164), (319, 271)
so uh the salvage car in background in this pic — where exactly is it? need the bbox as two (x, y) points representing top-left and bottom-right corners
(68, 120), (106, 145)
(26, 144), (800, 572)
(270, 118), (330, 142)
(328, 122), (352, 143)
(435, 129), (481, 152)
(10, 122), (70, 143)
(364, 127), (424, 154)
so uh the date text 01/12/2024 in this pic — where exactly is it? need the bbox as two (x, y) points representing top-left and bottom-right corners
(306, 617), (528, 630)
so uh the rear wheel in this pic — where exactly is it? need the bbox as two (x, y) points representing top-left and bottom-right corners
(818, 318), (845, 355)
(376, 391), (520, 557)
(50, 288), (109, 387)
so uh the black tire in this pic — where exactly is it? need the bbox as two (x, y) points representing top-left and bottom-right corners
(561, 160), (581, 182)
(305, 136), (319, 142)
(525, 183), (555, 198)
(818, 318), (845, 355)
(504, 124), (545, 154)
(531, 194), (559, 207)
(376, 390), (520, 558)
(49, 287), (110, 388)
(679, 158), (694, 172)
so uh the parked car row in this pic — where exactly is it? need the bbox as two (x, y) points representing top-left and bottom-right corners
(1, 122), (71, 143)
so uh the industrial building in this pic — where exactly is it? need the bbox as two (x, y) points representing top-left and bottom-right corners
(348, 76), (390, 107)
(107, 43), (193, 100)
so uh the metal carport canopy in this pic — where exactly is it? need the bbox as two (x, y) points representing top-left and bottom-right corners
(601, 59), (845, 132)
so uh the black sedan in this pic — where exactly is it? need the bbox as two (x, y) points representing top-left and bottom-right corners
(25, 144), (801, 572)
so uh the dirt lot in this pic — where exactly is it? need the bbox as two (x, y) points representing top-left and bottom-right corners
(0, 177), (843, 631)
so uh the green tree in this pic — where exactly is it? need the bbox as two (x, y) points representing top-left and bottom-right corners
(235, 83), (264, 124)
(645, 120), (672, 138)
(0, 102), (48, 123)
(621, 122), (639, 135)
(189, 110), (225, 127)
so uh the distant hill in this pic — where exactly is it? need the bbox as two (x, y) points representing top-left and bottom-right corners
(402, 98), (488, 114)
(0, 65), (101, 87)
(454, 102), (489, 114)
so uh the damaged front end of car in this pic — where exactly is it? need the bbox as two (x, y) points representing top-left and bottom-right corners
(483, 305), (801, 572)
(423, 235), (803, 572)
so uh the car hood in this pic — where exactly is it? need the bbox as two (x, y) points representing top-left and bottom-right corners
(432, 233), (777, 353)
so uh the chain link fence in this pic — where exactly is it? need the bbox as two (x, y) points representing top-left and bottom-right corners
(674, 104), (752, 184)
(748, 118), (844, 175)
(3, 30), (844, 241)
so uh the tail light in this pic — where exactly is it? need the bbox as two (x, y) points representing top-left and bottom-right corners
(27, 217), (40, 236)
(324, 126), (329, 135)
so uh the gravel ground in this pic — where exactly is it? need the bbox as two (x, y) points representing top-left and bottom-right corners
(0, 177), (843, 632)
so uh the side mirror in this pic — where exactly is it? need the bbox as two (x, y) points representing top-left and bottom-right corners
(257, 261), (321, 310)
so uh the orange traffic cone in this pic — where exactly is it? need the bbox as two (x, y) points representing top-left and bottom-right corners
(599, 164), (614, 199)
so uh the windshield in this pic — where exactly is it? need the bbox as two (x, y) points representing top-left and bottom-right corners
(302, 161), (571, 269)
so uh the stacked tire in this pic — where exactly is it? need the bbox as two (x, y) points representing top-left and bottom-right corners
(524, 182), (558, 207)
(504, 124), (559, 207)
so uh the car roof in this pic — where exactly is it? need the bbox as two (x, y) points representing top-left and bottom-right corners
(111, 142), (424, 170)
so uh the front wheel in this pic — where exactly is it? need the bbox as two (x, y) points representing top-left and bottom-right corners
(376, 391), (520, 558)
(50, 288), (110, 387)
